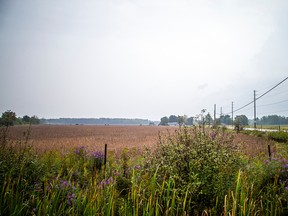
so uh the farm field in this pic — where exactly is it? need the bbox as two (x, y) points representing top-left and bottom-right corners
(6, 124), (274, 157)
(6, 125), (176, 154)
(2, 124), (288, 215)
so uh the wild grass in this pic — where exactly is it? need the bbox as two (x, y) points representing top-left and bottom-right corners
(1, 125), (288, 215)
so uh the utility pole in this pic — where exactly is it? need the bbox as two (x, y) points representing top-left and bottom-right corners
(254, 90), (256, 129)
(231, 102), (234, 126)
(220, 107), (222, 124)
(214, 104), (216, 126)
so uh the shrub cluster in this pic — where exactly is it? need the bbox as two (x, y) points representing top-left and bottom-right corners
(143, 126), (244, 213)
(268, 131), (288, 143)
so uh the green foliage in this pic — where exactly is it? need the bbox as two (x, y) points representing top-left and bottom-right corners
(268, 131), (288, 143)
(205, 113), (213, 125)
(260, 115), (288, 125)
(168, 115), (178, 123)
(159, 116), (169, 126)
(234, 115), (249, 131)
(220, 114), (232, 125)
(0, 110), (17, 127)
(143, 126), (243, 212)
(241, 129), (266, 138)
(186, 116), (194, 125)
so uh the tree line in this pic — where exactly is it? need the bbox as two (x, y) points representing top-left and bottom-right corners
(0, 110), (40, 127)
(160, 113), (288, 127)
(257, 115), (288, 125)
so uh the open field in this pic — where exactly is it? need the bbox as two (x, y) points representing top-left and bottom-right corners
(6, 125), (176, 154)
(5, 124), (276, 158)
(2, 124), (288, 215)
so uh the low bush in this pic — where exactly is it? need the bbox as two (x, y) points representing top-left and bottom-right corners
(143, 126), (245, 213)
(268, 131), (288, 143)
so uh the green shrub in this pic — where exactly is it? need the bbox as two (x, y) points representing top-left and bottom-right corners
(268, 131), (288, 143)
(143, 126), (244, 213)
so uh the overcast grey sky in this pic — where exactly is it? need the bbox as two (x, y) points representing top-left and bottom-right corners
(0, 0), (288, 120)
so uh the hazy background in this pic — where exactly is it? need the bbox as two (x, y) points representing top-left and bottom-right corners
(0, 0), (287, 121)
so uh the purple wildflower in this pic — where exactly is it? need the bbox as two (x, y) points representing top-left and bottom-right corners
(91, 151), (104, 159)
(134, 165), (141, 170)
(100, 180), (106, 186)
(67, 193), (76, 206)
(100, 177), (113, 188)
(106, 177), (113, 185)
(74, 146), (85, 155)
(210, 132), (217, 139)
(113, 170), (120, 176)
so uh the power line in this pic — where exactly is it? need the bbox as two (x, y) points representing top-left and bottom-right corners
(256, 77), (288, 100)
(257, 108), (288, 116)
(258, 99), (288, 107)
(222, 76), (288, 116)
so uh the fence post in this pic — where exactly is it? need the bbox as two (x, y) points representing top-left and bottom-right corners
(104, 144), (107, 166)
(268, 145), (271, 161)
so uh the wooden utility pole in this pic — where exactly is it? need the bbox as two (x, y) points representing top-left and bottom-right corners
(214, 104), (216, 125)
(254, 90), (256, 129)
(231, 102), (234, 126)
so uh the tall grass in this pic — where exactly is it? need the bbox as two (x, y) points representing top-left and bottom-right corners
(1, 125), (288, 215)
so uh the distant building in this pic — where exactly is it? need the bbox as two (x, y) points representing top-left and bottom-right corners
(168, 122), (178, 126)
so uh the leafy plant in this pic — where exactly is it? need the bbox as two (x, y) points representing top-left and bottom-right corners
(268, 131), (288, 143)
(143, 126), (244, 213)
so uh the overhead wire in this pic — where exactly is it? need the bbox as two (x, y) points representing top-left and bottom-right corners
(257, 99), (288, 107)
(221, 76), (288, 116)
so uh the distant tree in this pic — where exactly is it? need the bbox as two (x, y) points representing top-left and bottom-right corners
(220, 115), (232, 125)
(234, 115), (248, 131)
(259, 115), (288, 125)
(205, 113), (213, 125)
(169, 115), (178, 123)
(159, 116), (169, 126)
(0, 110), (17, 127)
(22, 115), (31, 123)
(234, 115), (248, 126)
(30, 115), (40, 124)
(198, 109), (206, 126)
(177, 115), (186, 126)
(186, 117), (194, 125)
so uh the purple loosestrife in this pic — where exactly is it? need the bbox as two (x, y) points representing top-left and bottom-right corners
(91, 151), (104, 159)
(74, 146), (86, 156)
(134, 165), (141, 170)
(100, 177), (113, 188)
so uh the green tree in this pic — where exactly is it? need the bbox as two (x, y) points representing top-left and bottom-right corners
(234, 115), (248, 126)
(159, 116), (169, 126)
(22, 115), (31, 124)
(234, 115), (248, 131)
(186, 117), (194, 125)
(168, 115), (178, 123)
(30, 115), (40, 124)
(205, 113), (213, 125)
(0, 110), (17, 127)
(177, 115), (186, 126)
(220, 115), (232, 125)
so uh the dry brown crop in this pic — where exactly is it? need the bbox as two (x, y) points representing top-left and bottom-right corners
(5, 125), (275, 158)
(5, 125), (176, 155)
